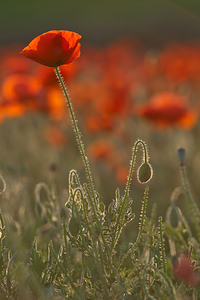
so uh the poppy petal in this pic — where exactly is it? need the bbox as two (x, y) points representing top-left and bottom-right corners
(20, 30), (82, 67)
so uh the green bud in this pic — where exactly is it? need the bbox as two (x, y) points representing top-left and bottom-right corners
(169, 205), (179, 228)
(60, 207), (68, 219)
(137, 162), (153, 184)
(68, 216), (80, 237)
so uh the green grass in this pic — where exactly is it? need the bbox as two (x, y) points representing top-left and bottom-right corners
(0, 112), (200, 298)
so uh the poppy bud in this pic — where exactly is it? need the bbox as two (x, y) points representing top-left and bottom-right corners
(60, 207), (68, 220)
(49, 162), (59, 172)
(169, 204), (179, 228)
(137, 162), (153, 184)
(68, 215), (80, 237)
(177, 148), (186, 165)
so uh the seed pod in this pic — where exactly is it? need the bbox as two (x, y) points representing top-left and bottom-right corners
(68, 215), (80, 237)
(137, 162), (153, 184)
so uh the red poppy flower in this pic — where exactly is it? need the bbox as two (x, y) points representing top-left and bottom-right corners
(173, 254), (200, 286)
(1, 74), (41, 102)
(85, 114), (113, 133)
(20, 30), (82, 67)
(135, 92), (198, 129)
(160, 44), (200, 82)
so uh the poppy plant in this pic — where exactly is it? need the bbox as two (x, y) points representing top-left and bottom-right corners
(20, 30), (82, 67)
(21, 31), (98, 220)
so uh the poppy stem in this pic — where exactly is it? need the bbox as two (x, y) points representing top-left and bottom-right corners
(179, 163), (200, 241)
(55, 67), (96, 200)
(110, 139), (148, 252)
(124, 139), (148, 200)
(55, 67), (113, 267)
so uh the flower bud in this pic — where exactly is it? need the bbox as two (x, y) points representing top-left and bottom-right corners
(137, 162), (153, 184)
(177, 148), (186, 165)
(169, 204), (179, 228)
(60, 207), (68, 219)
(68, 215), (80, 237)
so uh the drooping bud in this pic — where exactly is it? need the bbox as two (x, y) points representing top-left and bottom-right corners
(167, 204), (179, 228)
(68, 215), (80, 237)
(137, 162), (153, 184)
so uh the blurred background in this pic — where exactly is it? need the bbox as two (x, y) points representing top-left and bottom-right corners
(1, 0), (200, 46)
(1, 0), (200, 244)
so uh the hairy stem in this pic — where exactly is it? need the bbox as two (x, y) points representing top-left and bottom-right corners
(111, 140), (148, 252)
(55, 67), (96, 207)
(179, 164), (200, 241)
(55, 67), (111, 266)
(158, 216), (166, 273)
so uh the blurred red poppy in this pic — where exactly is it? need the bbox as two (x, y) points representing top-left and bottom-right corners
(46, 88), (65, 120)
(0, 98), (25, 122)
(160, 44), (200, 82)
(1, 103), (25, 119)
(85, 114), (113, 133)
(44, 125), (67, 148)
(20, 30), (82, 67)
(1, 74), (41, 102)
(115, 165), (129, 184)
(173, 254), (199, 286)
(93, 85), (130, 116)
(87, 139), (114, 161)
(1, 55), (32, 76)
(136, 92), (198, 129)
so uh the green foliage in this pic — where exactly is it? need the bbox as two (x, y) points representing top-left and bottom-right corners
(0, 140), (200, 299)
